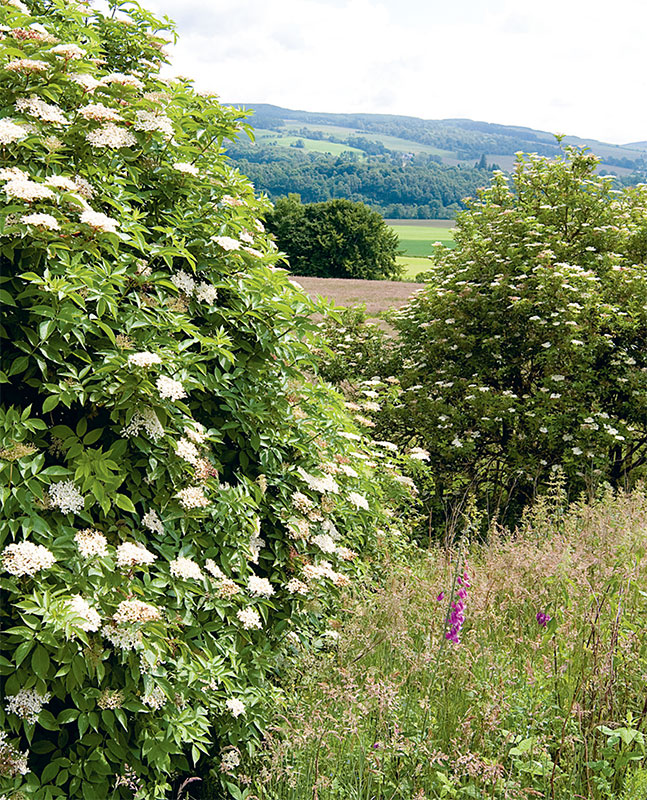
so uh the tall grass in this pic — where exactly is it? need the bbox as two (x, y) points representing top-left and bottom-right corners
(248, 488), (647, 800)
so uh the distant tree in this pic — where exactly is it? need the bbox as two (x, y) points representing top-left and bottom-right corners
(265, 195), (403, 279)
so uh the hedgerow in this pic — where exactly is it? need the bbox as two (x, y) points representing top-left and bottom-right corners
(0, 2), (403, 797)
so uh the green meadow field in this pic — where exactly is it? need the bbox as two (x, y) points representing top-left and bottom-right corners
(387, 219), (455, 278)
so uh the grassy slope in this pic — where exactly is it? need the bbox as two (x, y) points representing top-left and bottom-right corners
(251, 490), (647, 800)
(389, 221), (455, 277)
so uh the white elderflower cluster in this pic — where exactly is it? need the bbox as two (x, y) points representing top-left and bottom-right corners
(86, 123), (137, 149)
(172, 162), (199, 176)
(141, 686), (166, 710)
(171, 269), (195, 295)
(45, 175), (78, 192)
(5, 175), (54, 202)
(49, 43), (85, 59)
(408, 447), (430, 461)
(71, 73), (100, 92)
(348, 491), (369, 511)
(176, 436), (199, 465)
(5, 689), (51, 724)
(287, 517), (310, 541)
(237, 607), (262, 630)
(21, 212), (59, 230)
(73, 175), (94, 198)
(184, 422), (206, 444)
(247, 574), (275, 598)
(195, 281), (218, 304)
(156, 375), (186, 401)
(312, 533), (336, 554)
(115, 542), (157, 569)
(225, 698), (245, 718)
(16, 96), (68, 126)
(297, 467), (340, 494)
(0, 118), (28, 145)
(0, 730), (30, 777)
(102, 624), (143, 651)
(286, 578), (308, 594)
(142, 510), (163, 535)
(127, 351), (161, 368)
(133, 110), (173, 138)
(291, 490), (313, 514)
(78, 102), (123, 122)
(169, 556), (204, 581)
(121, 407), (165, 441)
(212, 235), (241, 251)
(220, 749), (241, 773)
(2, 541), (56, 577)
(176, 485), (209, 509)
(48, 481), (85, 514)
(338, 464), (359, 478)
(97, 689), (124, 710)
(74, 528), (108, 558)
(66, 595), (101, 631)
(248, 532), (264, 564)
(303, 561), (348, 586)
(79, 209), (119, 233)
(101, 72), (144, 90)
(204, 559), (225, 580)
(114, 599), (161, 624)
(5, 59), (49, 74)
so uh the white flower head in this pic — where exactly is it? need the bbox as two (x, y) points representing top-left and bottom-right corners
(16, 95), (68, 126)
(247, 574), (275, 598)
(169, 556), (204, 581)
(2, 541), (56, 577)
(80, 209), (119, 233)
(172, 162), (199, 176)
(115, 542), (157, 569)
(21, 213), (59, 230)
(127, 351), (161, 368)
(236, 607), (262, 630)
(171, 270), (195, 296)
(156, 376), (186, 401)
(113, 599), (161, 624)
(212, 235), (241, 251)
(67, 595), (101, 631)
(48, 481), (84, 514)
(225, 698), (245, 718)
(75, 528), (108, 558)
(142, 510), (163, 535)
(6, 689), (51, 724)
(86, 123), (137, 149)
(348, 491), (369, 511)
(0, 118), (28, 145)
(176, 485), (209, 509)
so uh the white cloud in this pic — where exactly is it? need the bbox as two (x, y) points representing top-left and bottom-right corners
(141, 0), (646, 144)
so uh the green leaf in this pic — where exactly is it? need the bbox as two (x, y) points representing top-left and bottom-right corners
(31, 645), (50, 680)
(115, 493), (136, 513)
(42, 395), (60, 414)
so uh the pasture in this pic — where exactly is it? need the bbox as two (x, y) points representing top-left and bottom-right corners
(388, 219), (455, 278)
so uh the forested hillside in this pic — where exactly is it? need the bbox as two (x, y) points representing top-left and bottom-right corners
(224, 104), (647, 218)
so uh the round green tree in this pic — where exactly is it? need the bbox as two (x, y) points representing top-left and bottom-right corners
(265, 194), (402, 280)
(0, 1), (395, 797)
(385, 147), (647, 528)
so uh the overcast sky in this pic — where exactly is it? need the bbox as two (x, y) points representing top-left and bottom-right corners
(139, 0), (646, 145)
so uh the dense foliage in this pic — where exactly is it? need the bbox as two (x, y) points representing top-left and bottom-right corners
(317, 148), (647, 532)
(0, 2), (406, 798)
(227, 141), (492, 219)
(265, 194), (402, 279)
